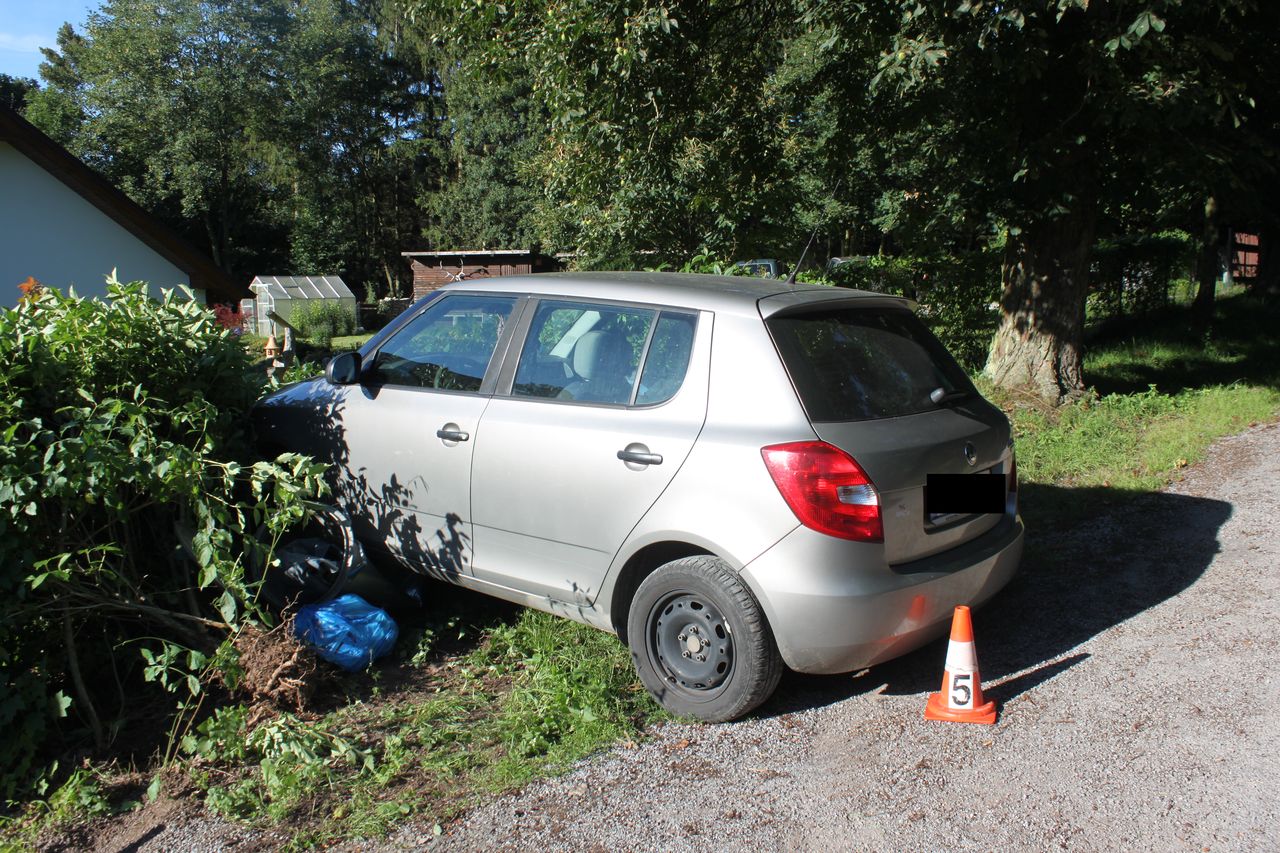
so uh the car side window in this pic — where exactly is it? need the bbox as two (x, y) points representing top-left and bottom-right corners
(370, 294), (516, 391)
(635, 312), (697, 406)
(513, 301), (653, 405)
(512, 301), (697, 406)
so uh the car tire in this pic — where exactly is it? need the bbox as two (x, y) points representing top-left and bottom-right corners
(628, 556), (783, 722)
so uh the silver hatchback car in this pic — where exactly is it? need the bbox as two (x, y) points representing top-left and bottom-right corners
(254, 272), (1023, 721)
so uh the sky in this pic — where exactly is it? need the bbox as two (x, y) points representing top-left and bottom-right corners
(0, 1), (98, 80)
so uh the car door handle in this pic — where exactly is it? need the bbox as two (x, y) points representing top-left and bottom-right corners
(436, 427), (470, 442)
(617, 449), (663, 466)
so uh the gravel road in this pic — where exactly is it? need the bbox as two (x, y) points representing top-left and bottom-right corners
(404, 421), (1280, 852)
(83, 422), (1280, 852)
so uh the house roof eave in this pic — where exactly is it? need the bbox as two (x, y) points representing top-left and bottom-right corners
(0, 104), (247, 302)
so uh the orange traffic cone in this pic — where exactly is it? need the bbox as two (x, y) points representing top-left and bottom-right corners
(924, 605), (997, 724)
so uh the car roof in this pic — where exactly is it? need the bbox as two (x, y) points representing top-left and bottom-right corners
(434, 271), (910, 317)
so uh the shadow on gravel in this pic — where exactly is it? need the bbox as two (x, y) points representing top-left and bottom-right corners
(757, 484), (1232, 717)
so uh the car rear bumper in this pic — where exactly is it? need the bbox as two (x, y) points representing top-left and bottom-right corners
(740, 514), (1024, 674)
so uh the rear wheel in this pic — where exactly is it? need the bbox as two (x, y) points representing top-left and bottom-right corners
(628, 556), (782, 722)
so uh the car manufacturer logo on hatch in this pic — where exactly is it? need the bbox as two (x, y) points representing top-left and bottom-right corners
(963, 443), (977, 466)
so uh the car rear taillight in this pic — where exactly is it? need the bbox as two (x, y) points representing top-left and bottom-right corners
(1008, 453), (1018, 511)
(761, 441), (883, 542)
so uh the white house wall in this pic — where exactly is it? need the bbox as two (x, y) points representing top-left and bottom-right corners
(0, 142), (196, 302)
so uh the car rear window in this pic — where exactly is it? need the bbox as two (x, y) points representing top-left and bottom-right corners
(766, 305), (975, 422)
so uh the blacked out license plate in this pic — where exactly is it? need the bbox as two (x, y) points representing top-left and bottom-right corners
(926, 473), (1005, 518)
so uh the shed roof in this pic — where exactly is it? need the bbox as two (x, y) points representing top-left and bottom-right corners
(402, 249), (539, 259)
(250, 275), (354, 300)
(0, 104), (245, 302)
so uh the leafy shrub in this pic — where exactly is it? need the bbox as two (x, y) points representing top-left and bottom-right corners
(17, 276), (44, 304)
(1090, 231), (1195, 320)
(824, 255), (920, 294)
(477, 611), (660, 775)
(649, 250), (758, 276)
(290, 301), (356, 348)
(0, 278), (328, 801)
(275, 359), (326, 385)
(828, 253), (1002, 369)
(185, 706), (371, 822)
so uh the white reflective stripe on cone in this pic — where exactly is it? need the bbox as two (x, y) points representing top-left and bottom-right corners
(943, 639), (979, 672)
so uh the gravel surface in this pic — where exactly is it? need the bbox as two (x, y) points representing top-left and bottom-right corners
(79, 422), (1280, 852)
(408, 421), (1280, 852)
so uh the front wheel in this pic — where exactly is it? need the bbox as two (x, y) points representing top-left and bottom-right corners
(628, 556), (783, 722)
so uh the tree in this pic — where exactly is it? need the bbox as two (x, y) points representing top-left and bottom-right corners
(270, 0), (438, 295)
(411, 0), (804, 266)
(29, 1), (291, 274)
(417, 59), (545, 250)
(0, 74), (38, 112)
(814, 0), (1273, 403)
(22, 24), (90, 149)
(26, 0), (439, 293)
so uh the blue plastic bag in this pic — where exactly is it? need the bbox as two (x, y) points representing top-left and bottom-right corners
(293, 594), (399, 672)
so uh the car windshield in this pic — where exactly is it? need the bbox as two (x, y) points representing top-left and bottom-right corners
(766, 305), (975, 422)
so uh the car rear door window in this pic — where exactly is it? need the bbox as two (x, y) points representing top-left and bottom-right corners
(767, 306), (975, 422)
(635, 311), (697, 405)
(512, 301), (696, 406)
(370, 294), (516, 391)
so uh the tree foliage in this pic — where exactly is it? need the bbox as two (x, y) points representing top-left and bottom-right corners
(806, 0), (1277, 400)
(417, 60), (545, 251)
(27, 0), (437, 293)
(0, 74), (39, 111)
(405, 0), (805, 266)
(16, 0), (1280, 399)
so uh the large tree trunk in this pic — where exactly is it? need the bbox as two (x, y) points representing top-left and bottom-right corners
(1190, 240), (1219, 336)
(1190, 195), (1221, 337)
(984, 202), (1097, 405)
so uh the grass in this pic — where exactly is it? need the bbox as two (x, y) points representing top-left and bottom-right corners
(999, 290), (1280, 529)
(1086, 290), (1280, 396)
(141, 603), (657, 848)
(1013, 386), (1275, 489)
(1002, 383), (1277, 530)
(330, 333), (375, 352)
(9, 291), (1279, 849)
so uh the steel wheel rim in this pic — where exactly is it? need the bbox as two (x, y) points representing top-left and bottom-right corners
(649, 591), (733, 692)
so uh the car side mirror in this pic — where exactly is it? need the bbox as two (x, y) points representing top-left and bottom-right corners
(326, 351), (362, 385)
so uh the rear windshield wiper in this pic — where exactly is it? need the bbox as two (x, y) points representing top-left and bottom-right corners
(930, 387), (972, 406)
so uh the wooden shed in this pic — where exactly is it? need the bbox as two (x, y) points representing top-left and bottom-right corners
(1232, 231), (1259, 281)
(403, 249), (559, 301)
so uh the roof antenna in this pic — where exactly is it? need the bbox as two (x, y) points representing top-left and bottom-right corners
(785, 226), (820, 287)
(786, 181), (839, 287)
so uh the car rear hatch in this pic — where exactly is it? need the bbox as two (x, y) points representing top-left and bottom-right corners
(763, 296), (1013, 565)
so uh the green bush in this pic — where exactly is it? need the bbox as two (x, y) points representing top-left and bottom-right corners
(290, 301), (356, 348)
(828, 253), (1002, 370)
(0, 279), (327, 801)
(1090, 231), (1195, 320)
(824, 255), (920, 294)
